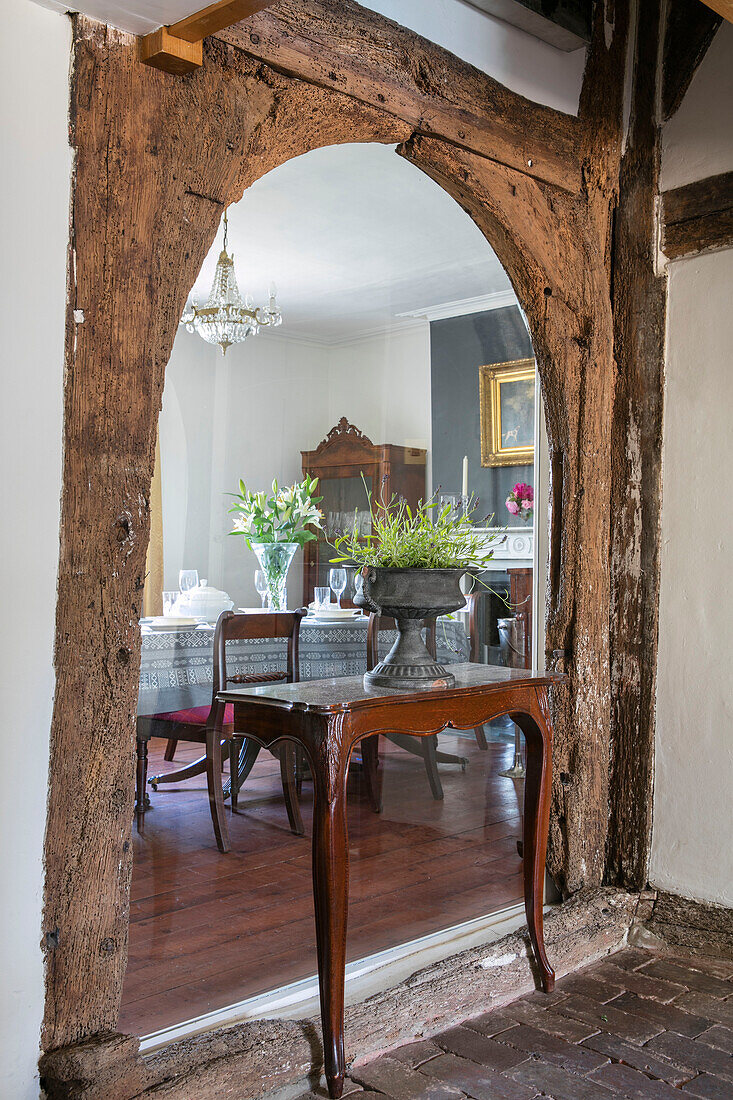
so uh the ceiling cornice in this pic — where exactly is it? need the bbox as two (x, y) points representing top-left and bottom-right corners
(397, 289), (518, 322)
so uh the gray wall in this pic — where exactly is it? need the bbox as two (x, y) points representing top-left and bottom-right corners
(430, 306), (534, 524)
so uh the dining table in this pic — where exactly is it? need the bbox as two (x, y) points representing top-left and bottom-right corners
(218, 663), (567, 1099)
(136, 614), (470, 812)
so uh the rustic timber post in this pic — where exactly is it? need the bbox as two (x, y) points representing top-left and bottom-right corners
(606, 0), (667, 890)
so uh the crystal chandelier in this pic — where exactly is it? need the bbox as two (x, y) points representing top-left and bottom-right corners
(181, 210), (282, 355)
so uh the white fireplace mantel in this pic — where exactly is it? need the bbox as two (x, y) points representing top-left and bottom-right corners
(474, 526), (534, 571)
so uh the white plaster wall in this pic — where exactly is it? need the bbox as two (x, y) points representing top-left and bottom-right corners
(650, 23), (733, 909)
(0, 2), (71, 1096)
(158, 323), (430, 609)
(651, 250), (733, 906)
(660, 22), (733, 192)
(325, 323), (431, 457)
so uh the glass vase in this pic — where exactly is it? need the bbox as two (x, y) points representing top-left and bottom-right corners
(251, 542), (298, 611)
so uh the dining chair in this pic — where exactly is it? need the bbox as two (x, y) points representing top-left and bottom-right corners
(365, 614), (471, 802)
(136, 609), (307, 853)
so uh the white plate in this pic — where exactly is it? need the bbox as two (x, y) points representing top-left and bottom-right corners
(307, 604), (360, 616)
(144, 616), (201, 629)
(307, 611), (365, 624)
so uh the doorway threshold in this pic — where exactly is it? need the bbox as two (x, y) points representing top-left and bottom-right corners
(139, 900), (532, 1055)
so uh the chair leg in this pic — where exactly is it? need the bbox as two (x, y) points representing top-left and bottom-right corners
(423, 735), (444, 801)
(360, 734), (382, 813)
(474, 724), (488, 750)
(206, 728), (231, 853)
(223, 738), (262, 800)
(164, 738), (178, 761)
(135, 737), (149, 830)
(229, 737), (243, 811)
(279, 744), (305, 837)
(295, 747), (306, 796)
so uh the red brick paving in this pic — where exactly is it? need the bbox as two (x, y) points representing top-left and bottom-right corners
(290, 946), (733, 1099)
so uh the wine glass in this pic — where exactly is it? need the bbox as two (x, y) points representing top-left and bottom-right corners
(254, 569), (269, 609)
(329, 567), (347, 610)
(179, 569), (199, 593)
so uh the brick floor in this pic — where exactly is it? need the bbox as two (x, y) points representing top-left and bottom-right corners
(283, 946), (733, 1100)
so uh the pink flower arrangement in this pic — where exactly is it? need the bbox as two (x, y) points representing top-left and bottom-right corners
(506, 482), (534, 523)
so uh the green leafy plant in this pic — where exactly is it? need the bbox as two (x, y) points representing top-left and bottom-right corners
(228, 475), (324, 549)
(330, 479), (501, 570)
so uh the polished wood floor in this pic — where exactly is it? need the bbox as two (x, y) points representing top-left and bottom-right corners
(120, 721), (525, 1037)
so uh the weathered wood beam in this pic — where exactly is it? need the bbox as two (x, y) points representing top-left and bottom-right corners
(139, 0), (274, 74)
(219, 0), (584, 193)
(662, 0), (721, 120)
(662, 170), (733, 259)
(606, 0), (666, 893)
(700, 0), (733, 24)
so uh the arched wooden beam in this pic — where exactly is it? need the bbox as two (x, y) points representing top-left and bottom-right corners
(219, 0), (584, 192)
(41, 5), (651, 1091)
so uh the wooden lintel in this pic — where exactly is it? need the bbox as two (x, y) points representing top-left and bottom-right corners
(662, 170), (733, 260)
(700, 0), (733, 23)
(139, 0), (275, 74)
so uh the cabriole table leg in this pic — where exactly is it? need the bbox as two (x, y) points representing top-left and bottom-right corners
(511, 686), (555, 992)
(310, 719), (351, 1099)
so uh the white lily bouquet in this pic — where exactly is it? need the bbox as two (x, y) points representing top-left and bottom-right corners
(228, 475), (324, 547)
(228, 476), (324, 610)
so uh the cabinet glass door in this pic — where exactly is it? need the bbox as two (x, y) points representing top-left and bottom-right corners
(319, 473), (373, 541)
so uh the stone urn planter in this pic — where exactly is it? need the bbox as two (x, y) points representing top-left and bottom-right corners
(354, 566), (469, 689)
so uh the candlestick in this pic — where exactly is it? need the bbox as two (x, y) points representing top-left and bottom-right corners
(461, 455), (468, 502)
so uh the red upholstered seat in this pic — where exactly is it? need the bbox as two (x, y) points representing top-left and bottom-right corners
(151, 704), (235, 728)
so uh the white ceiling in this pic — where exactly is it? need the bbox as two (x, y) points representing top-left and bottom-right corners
(189, 142), (513, 343)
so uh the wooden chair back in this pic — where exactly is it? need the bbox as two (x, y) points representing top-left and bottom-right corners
(212, 609), (307, 702)
(366, 614), (437, 671)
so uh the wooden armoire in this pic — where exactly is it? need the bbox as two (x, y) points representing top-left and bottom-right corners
(301, 418), (427, 606)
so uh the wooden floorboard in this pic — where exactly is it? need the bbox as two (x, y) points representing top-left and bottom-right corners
(120, 724), (525, 1036)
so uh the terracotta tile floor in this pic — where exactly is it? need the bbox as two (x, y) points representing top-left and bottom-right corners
(288, 947), (733, 1100)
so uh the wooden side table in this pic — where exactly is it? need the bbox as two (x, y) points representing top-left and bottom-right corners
(219, 663), (567, 1099)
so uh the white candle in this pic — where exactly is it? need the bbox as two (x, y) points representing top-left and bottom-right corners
(461, 455), (468, 501)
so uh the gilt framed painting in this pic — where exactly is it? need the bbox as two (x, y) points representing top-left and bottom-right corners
(479, 358), (535, 467)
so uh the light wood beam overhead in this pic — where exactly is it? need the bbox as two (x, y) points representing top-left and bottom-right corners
(139, 0), (275, 73)
(700, 0), (733, 23)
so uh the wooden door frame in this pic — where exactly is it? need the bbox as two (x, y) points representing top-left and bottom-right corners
(40, 0), (673, 1093)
